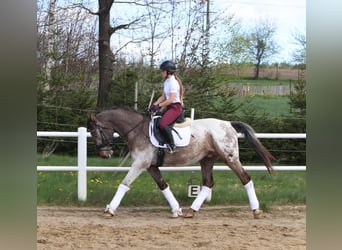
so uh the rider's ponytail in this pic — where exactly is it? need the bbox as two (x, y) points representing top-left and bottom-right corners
(174, 74), (184, 106)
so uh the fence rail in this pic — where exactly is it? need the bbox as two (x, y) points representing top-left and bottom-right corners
(37, 127), (306, 201)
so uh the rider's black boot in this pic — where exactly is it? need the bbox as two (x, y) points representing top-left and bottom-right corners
(162, 126), (177, 153)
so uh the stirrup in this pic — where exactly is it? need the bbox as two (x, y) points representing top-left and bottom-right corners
(103, 204), (115, 217)
(171, 208), (183, 218)
(167, 145), (177, 154)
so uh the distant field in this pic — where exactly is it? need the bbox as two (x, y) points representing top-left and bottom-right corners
(220, 76), (296, 117)
(229, 79), (292, 86)
(230, 67), (302, 81)
(232, 95), (291, 117)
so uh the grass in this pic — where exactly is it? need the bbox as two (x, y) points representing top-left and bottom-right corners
(227, 78), (294, 117)
(232, 95), (291, 117)
(37, 154), (306, 208)
(37, 154), (129, 166)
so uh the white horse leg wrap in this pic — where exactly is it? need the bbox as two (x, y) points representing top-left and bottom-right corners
(161, 186), (179, 211)
(244, 180), (259, 210)
(190, 186), (212, 211)
(109, 184), (130, 211)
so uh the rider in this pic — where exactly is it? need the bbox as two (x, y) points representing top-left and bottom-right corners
(149, 60), (184, 153)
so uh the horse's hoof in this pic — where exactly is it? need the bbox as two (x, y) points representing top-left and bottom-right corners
(171, 208), (183, 218)
(253, 209), (263, 219)
(103, 205), (115, 218)
(183, 208), (196, 218)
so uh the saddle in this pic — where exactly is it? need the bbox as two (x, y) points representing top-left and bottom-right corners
(149, 114), (192, 149)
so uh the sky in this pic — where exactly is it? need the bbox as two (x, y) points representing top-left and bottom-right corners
(212, 0), (306, 62)
(117, 0), (307, 64)
(49, 0), (306, 64)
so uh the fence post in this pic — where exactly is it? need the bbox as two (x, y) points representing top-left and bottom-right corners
(77, 127), (87, 201)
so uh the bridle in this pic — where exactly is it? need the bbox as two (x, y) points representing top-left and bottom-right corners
(92, 115), (148, 151)
(93, 122), (114, 151)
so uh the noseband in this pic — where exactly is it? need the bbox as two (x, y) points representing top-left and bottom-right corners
(94, 123), (114, 151)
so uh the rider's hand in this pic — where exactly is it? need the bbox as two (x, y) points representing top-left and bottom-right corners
(149, 104), (159, 113)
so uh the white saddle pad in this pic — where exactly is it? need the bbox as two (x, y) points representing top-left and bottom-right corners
(149, 116), (192, 148)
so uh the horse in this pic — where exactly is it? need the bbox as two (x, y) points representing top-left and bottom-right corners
(87, 107), (275, 219)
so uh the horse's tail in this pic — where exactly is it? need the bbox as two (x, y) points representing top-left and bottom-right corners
(231, 121), (276, 175)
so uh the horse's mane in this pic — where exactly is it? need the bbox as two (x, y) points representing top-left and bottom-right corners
(97, 106), (147, 117)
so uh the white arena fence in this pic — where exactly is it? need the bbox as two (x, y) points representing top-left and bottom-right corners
(37, 127), (306, 201)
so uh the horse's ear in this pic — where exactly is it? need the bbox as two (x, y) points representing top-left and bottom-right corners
(89, 113), (97, 122)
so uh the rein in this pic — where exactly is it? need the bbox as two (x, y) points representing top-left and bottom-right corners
(94, 114), (149, 150)
(121, 114), (149, 138)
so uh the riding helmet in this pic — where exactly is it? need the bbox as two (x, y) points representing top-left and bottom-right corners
(160, 60), (176, 72)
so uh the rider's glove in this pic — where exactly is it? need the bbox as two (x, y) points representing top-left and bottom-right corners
(149, 104), (160, 113)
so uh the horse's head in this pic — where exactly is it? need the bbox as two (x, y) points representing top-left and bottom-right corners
(87, 113), (114, 159)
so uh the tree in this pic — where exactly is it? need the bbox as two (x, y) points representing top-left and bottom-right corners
(248, 20), (279, 79)
(96, 0), (116, 109)
(45, 0), (57, 91)
(37, 1), (98, 91)
(177, 1), (205, 70)
(291, 29), (306, 81)
(291, 29), (306, 66)
(80, 0), (141, 110)
(216, 16), (252, 78)
(289, 29), (306, 123)
(143, 0), (169, 68)
(37, 0), (98, 155)
(96, 1), (126, 109)
(289, 79), (306, 117)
